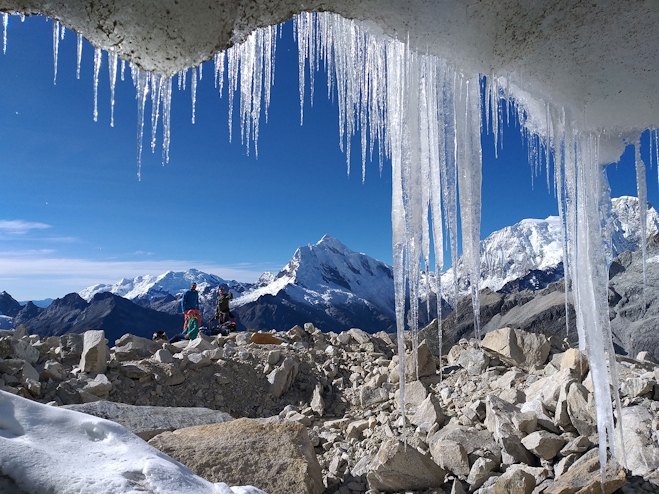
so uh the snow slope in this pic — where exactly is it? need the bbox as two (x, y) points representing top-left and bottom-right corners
(0, 390), (264, 494)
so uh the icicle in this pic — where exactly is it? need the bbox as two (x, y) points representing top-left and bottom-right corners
(108, 50), (118, 127)
(120, 59), (125, 81)
(52, 20), (60, 84)
(92, 47), (102, 122)
(161, 76), (173, 164)
(135, 69), (150, 179)
(191, 65), (197, 124)
(3, 13), (8, 54)
(76, 33), (82, 79)
(150, 74), (163, 153)
(635, 140), (648, 302)
(456, 77), (483, 341)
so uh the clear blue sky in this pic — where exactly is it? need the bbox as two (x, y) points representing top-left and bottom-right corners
(0, 16), (655, 301)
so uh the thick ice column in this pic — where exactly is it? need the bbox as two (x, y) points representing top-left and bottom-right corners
(456, 76), (483, 340)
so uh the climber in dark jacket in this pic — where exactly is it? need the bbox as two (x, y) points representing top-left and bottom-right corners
(181, 283), (200, 313)
(215, 287), (233, 324)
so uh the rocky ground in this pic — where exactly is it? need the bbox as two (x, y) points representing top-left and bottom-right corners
(1, 322), (659, 494)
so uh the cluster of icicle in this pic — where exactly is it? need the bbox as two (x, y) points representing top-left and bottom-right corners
(7, 8), (659, 471)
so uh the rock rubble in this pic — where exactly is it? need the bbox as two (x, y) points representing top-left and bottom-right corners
(1, 323), (658, 494)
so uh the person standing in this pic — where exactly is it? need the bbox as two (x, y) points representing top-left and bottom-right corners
(177, 282), (201, 341)
(215, 287), (233, 324)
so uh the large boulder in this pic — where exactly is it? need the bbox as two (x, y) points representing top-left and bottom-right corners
(79, 330), (109, 374)
(366, 439), (447, 492)
(481, 327), (550, 369)
(148, 418), (323, 494)
(542, 449), (626, 494)
(65, 401), (234, 440)
(616, 406), (659, 477)
(267, 357), (299, 398)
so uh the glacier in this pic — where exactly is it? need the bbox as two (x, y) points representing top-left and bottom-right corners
(1, 0), (658, 471)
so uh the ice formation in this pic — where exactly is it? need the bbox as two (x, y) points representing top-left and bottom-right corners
(2, 1), (659, 471)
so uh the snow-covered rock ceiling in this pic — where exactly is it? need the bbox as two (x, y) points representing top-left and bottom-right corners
(1, 0), (657, 143)
(1, 0), (656, 467)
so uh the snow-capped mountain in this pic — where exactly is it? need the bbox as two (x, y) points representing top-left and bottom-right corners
(78, 268), (256, 317)
(231, 235), (400, 332)
(440, 196), (659, 304)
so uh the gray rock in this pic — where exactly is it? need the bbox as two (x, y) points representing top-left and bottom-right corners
(41, 360), (66, 381)
(82, 374), (112, 397)
(360, 385), (389, 407)
(65, 401), (234, 440)
(187, 352), (212, 370)
(348, 328), (371, 345)
(457, 347), (490, 376)
(60, 333), (84, 362)
(466, 457), (497, 490)
(615, 405), (659, 477)
(559, 348), (589, 381)
(310, 383), (325, 416)
(481, 327), (550, 369)
(153, 348), (174, 364)
(10, 339), (39, 365)
(566, 382), (597, 437)
(428, 438), (470, 477)
(395, 379), (428, 407)
(366, 439), (447, 492)
(268, 357), (298, 398)
(620, 377), (654, 397)
(149, 418), (323, 494)
(411, 393), (445, 431)
(491, 468), (535, 494)
(520, 431), (566, 460)
(79, 330), (108, 374)
(484, 395), (534, 465)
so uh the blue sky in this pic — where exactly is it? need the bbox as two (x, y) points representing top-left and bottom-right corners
(0, 16), (656, 301)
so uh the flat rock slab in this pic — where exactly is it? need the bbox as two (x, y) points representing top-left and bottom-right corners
(64, 401), (234, 440)
(148, 417), (324, 494)
(542, 449), (626, 494)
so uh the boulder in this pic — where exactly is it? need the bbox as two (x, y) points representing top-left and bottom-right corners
(366, 439), (447, 492)
(542, 449), (626, 494)
(481, 327), (550, 369)
(79, 330), (108, 374)
(148, 418), (323, 494)
(410, 393), (445, 431)
(81, 374), (112, 397)
(466, 457), (497, 490)
(485, 395), (534, 465)
(267, 357), (298, 398)
(559, 349), (589, 381)
(60, 333), (84, 362)
(457, 347), (490, 376)
(360, 385), (389, 407)
(348, 328), (371, 345)
(113, 334), (160, 361)
(492, 468), (535, 494)
(64, 401), (233, 440)
(520, 431), (566, 460)
(10, 339), (39, 365)
(566, 382), (597, 437)
(615, 405), (659, 477)
(428, 438), (470, 477)
(395, 380), (428, 407)
(40, 360), (67, 381)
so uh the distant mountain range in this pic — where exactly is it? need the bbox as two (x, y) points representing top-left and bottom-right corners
(439, 196), (659, 304)
(2, 196), (656, 340)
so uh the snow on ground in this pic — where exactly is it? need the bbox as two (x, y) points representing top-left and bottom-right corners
(0, 390), (266, 494)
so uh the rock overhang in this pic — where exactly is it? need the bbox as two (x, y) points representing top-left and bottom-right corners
(0, 0), (657, 156)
